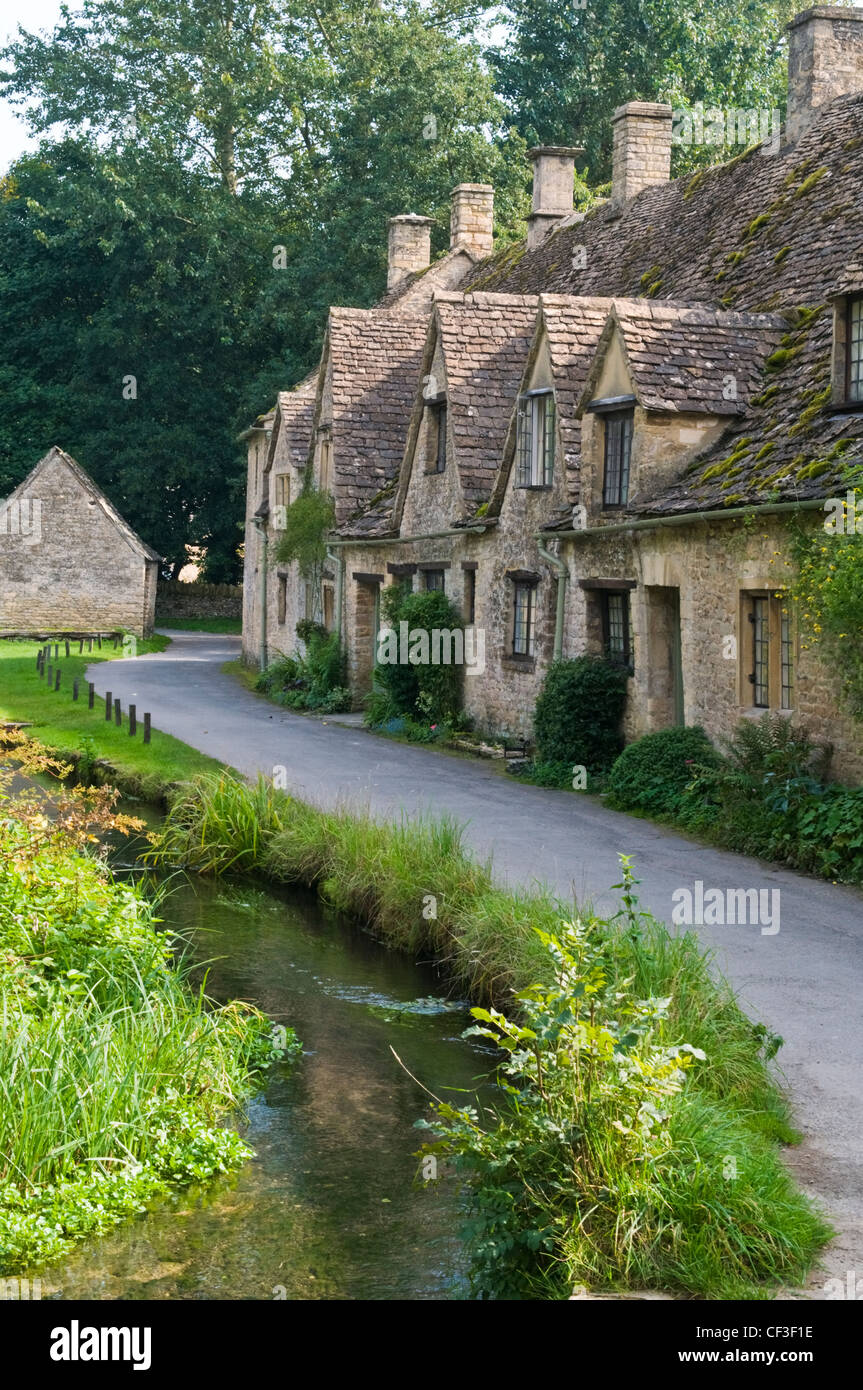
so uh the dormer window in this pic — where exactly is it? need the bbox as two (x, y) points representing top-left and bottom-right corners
(425, 399), (447, 473)
(848, 295), (863, 403)
(602, 408), (634, 508)
(516, 390), (555, 488)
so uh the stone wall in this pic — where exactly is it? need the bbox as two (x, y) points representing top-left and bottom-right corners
(0, 451), (156, 638)
(156, 581), (243, 619)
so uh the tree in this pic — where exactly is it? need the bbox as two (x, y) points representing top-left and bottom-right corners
(489, 0), (799, 181)
(0, 2), (527, 571)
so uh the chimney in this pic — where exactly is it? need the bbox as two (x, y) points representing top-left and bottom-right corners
(450, 183), (494, 258)
(611, 102), (673, 208)
(527, 146), (584, 250)
(786, 5), (863, 145)
(387, 214), (434, 290)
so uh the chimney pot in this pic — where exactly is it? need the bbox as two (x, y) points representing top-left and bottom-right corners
(527, 145), (584, 250)
(387, 214), (435, 290)
(786, 5), (863, 145)
(450, 183), (494, 259)
(611, 101), (673, 208)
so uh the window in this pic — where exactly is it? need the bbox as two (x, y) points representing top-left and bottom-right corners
(601, 591), (631, 668)
(423, 569), (445, 593)
(463, 568), (476, 625)
(602, 409), (634, 507)
(848, 295), (863, 403)
(516, 391), (556, 487)
(428, 401), (447, 473)
(744, 592), (793, 710)
(274, 473), (290, 508)
(277, 575), (287, 626)
(319, 432), (333, 493)
(512, 582), (535, 657)
(322, 583), (335, 632)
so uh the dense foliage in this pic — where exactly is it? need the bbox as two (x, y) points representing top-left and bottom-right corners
(492, 0), (798, 181)
(607, 725), (720, 818)
(419, 895), (826, 1298)
(366, 587), (466, 730)
(0, 739), (297, 1270)
(790, 488), (863, 722)
(256, 620), (350, 712)
(533, 657), (628, 775)
(610, 713), (863, 884)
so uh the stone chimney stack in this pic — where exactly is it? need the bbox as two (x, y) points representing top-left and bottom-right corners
(786, 5), (863, 145)
(527, 146), (584, 250)
(387, 214), (434, 290)
(450, 183), (494, 258)
(611, 102), (673, 208)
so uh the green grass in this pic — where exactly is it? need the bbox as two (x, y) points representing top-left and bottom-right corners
(0, 814), (296, 1272)
(156, 616), (242, 633)
(150, 771), (830, 1299)
(0, 638), (223, 801)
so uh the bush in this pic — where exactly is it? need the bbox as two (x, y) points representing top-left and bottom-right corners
(369, 587), (465, 726)
(608, 726), (720, 818)
(255, 626), (349, 712)
(533, 658), (628, 772)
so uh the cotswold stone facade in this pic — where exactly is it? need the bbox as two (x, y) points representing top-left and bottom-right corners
(0, 447), (159, 638)
(243, 4), (863, 783)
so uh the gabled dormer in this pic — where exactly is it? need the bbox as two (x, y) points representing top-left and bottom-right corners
(392, 291), (538, 537)
(576, 301), (784, 517)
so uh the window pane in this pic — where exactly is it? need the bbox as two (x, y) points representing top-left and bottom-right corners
(542, 393), (556, 485)
(513, 583), (534, 655)
(605, 592), (628, 663)
(424, 570), (444, 592)
(752, 597), (769, 707)
(603, 410), (633, 506)
(780, 606), (794, 710)
(850, 298), (863, 402)
(516, 396), (532, 486)
(435, 404), (447, 471)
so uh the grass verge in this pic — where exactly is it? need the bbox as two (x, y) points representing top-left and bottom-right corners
(0, 638), (223, 801)
(151, 771), (831, 1299)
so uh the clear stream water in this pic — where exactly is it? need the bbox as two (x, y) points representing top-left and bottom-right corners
(37, 857), (499, 1301)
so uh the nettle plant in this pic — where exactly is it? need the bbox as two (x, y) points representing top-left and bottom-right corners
(417, 911), (704, 1299)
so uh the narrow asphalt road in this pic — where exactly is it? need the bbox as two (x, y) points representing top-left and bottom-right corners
(91, 630), (863, 1288)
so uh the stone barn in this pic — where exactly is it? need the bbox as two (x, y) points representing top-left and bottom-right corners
(0, 447), (159, 638)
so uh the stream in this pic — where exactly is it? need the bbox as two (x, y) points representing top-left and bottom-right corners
(36, 843), (499, 1301)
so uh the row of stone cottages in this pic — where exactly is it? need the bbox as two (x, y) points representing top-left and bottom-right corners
(242, 4), (863, 782)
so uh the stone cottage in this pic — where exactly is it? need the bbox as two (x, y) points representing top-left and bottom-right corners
(243, 4), (863, 782)
(0, 447), (159, 638)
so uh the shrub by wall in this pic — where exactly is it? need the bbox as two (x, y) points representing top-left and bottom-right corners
(533, 658), (628, 773)
(607, 726), (720, 818)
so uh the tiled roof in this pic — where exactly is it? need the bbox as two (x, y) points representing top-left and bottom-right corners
(469, 93), (863, 514)
(434, 291), (539, 506)
(272, 373), (317, 472)
(328, 308), (428, 525)
(592, 301), (784, 416)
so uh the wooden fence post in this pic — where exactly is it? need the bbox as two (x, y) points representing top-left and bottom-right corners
(55, 670), (61, 691)
(143, 713), (151, 744)
(129, 704), (136, 736)
(88, 682), (95, 709)
(105, 692), (112, 720)
(114, 698), (121, 727)
(73, 679), (79, 701)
